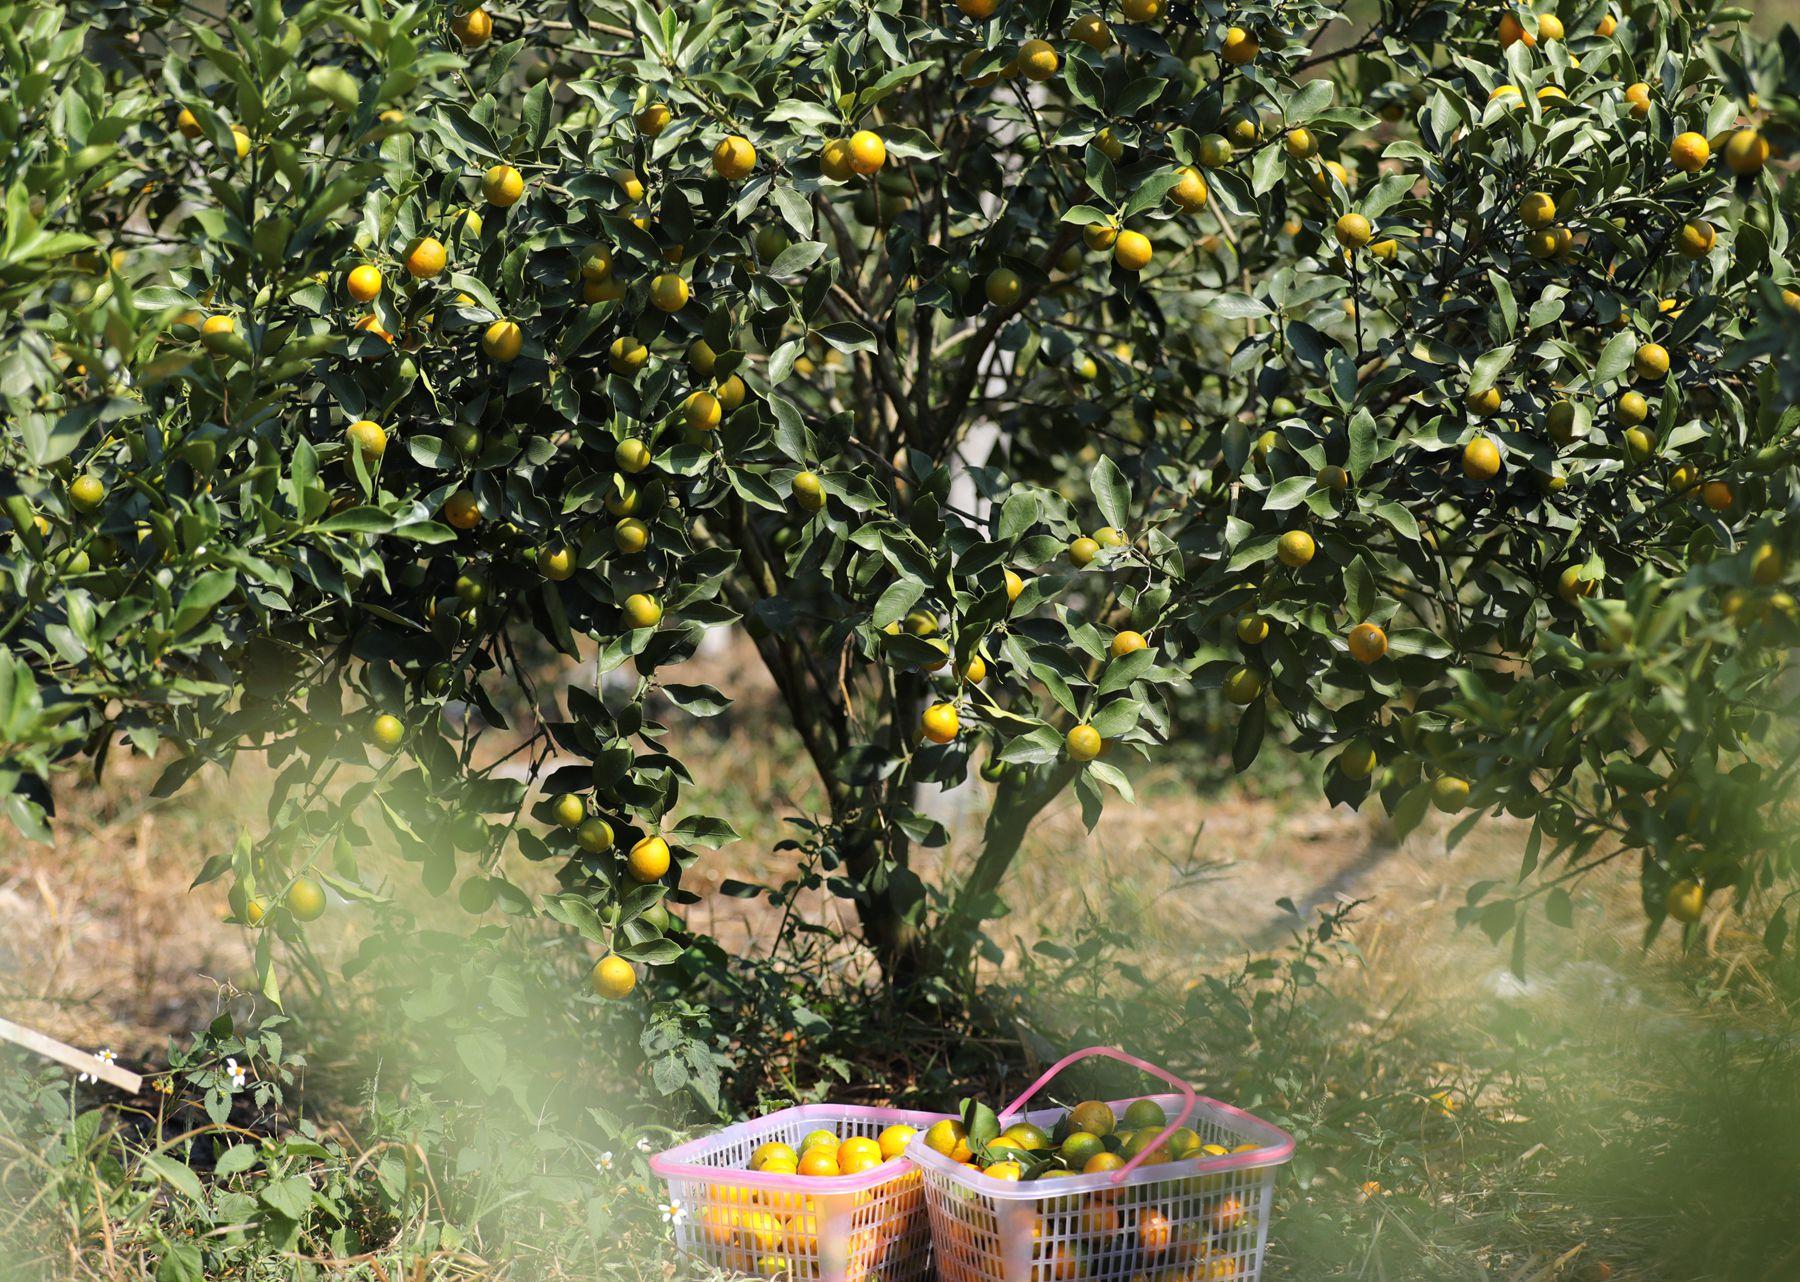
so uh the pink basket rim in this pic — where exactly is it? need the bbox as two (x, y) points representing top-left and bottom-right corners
(904, 1091), (1295, 1199)
(649, 1102), (949, 1194)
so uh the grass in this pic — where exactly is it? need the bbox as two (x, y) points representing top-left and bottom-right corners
(2, 641), (1798, 1280)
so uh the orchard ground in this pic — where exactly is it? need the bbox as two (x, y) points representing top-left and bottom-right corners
(3, 633), (1796, 1281)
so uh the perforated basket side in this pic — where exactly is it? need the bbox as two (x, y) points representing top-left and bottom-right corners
(912, 1093), (1291, 1282)
(653, 1103), (944, 1282)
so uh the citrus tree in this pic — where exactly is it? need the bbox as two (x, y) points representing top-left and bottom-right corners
(4, 0), (1800, 1080)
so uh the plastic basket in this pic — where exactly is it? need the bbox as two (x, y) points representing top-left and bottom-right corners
(909, 1048), (1295, 1282)
(651, 1103), (946, 1282)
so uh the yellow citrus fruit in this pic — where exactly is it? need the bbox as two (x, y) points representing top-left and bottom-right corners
(985, 267), (1022, 307)
(1070, 15), (1112, 48)
(1111, 630), (1148, 658)
(450, 6), (492, 46)
(1431, 775), (1469, 812)
(848, 129), (886, 175)
(286, 875), (327, 922)
(443, 489), (481, 529)
(609, 337), (648, 375)
(368, 712), (404, 751)
(482, 319), (522, 362)
(1665, 878), (1705, 923)
(404, 236), (446, 279)
(1223, 665), (1263, 705)
(958, 654), (987, 683)
(346, 419), (387, 460)
(1221, 26), (1259, 64)
(820, 137), (855, 182)
(1338, 740), (1377, 779)
(1624, 82), (1651, 118)
(346, 264), (383, 302)
(1668, 131), (1710, 173)
(1701, 480), (1734, 511)
(1676, 219), (1714, 258)
(956, 0), (999, 16)
(175, 107), (203, 139)
(231, 127), (251, 158)
(635, 102), (671, 136)
(877, 1125), (917, 1160)
(752, 1142), (798, 1171)
(1113, 230), (1152, 271)
(623, 593), (663, 628)
(1723, 128), (1770, 175)
(684, 390), (723, 431)
(1277, 529), (1315, 567)
(712, 134), (757, 181)
(1519, 191), (1556, 228)
(1018, 39), (1059, 81)
(1284, 127), (1318, 159)
(923, 1120), (972, 1163)
(1005, 568), (1025, 602)
(591, 954), (636, 999)
(1633, 342), (1669, 380)
(1347, 622), (1388, 664)
(1537, 13), (1565, 41)
(1066, 724), (1103, 761)
(1121, 0), (1164, 19)
(201, 314), (237, 351)
(1465, 385), (1502, 416)
(538, 545), (577, 579)
(628, 835), (672, 882)
(1170, 166), (1209, 212)
(1237, 613), (1270, 644)
(650, 273), (689, 312)
(1462, 435), (1502, 482)
(1615, 391), (1648, 426)
(1084, 222), (1119, 251)
(920, 703), (960, 744)
(482, 163), (524, 206)
(1498, 12), (1536, 47)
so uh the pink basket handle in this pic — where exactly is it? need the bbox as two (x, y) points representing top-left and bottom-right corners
(997, 1045), (1198, 1185)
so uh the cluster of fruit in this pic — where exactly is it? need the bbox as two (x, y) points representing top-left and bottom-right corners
(747, 1123), (919, 1179)
(924, 1098), (1257, 1182)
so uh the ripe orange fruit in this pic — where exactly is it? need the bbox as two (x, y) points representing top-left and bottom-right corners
(591, 954), (636, 999)
(1113, 230), (1153, 271)
(1597, 12), (1617, 36)
(635, 102), (671, 137)
(482, 163), (524, 206)
(1284, 127), (1318, 160)
(1277, 529), (1315, 567)
(628, 835), (672, 882)
(684, 390), (722, 431)
(1005, 568), (1025, 602)
(1723, 128), (1770, 175)
(1557, 564), (1596, 605)
(1223, 665), (1263, 705)
(346, 263), (382, 302)
(1668, 131), (1710, 173)
(650, 273), (689, 312)
(1066, 724), (1103, 761)
(1665, 879), (1705, 923)
(955, 0), (999, 16)
(1111, 630), (1148, 658)
(1334, 213), (1372, 249)
(623, 593), (662, 628)
(443, 489), (481, 529)
(920, 703), (960, 744)
(1497, 12), (1535, 47)
(1465, 386), (1502, 416)
(201, 314), (237, 351)
(1701, 480), (1734, 511)
(1170, 166), (1209, 212)
(1121, 0), (1164, 20)
(1017, 39), (1059, 81)
(1623, 82), (1651, 118)
(175, 107), (203, 139)
(346, 419), (387, 460)
(820, 138), (855, 182)
(712, 134), (757, 181)
(1614, 391), (1648, 426)
(1221, 26), (1259, 64)
(482, 319), (522, 361)
(450, 6), (492, 46)
(1676, 219), (1714, 258)
(609, 337), (649, 376)
(287, 875), (327, 922)
(1519, 191), (1556, 228)
(848, 129), (886, 175)
(538, 545), (577, 579)
(1633, 342), (1669, 381)
(1070, 15), (1112, 48)
(958, 655), (987, 683)
(613, 518), (648, 554)
(403, 236), (446, 279)
(923, 1119), (973, 1163)
(1347, 622), (1388, 664)
(1462, 435), (1502, 482)
(1537, 13), (1564, 40)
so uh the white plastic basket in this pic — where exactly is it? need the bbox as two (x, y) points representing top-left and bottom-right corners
(651, 1103), (946, 1282)
(908, 1048), (1295, 1282)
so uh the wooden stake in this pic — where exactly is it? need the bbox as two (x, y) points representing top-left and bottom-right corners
(0, 1015), (143, 1093)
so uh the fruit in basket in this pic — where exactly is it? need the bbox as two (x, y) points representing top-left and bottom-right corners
(1122, 1098), (1167, 1130)
(1168, 1127), (1202, 1158)
(877, 1123), (917, 1159)
(1082, 1151), (1126, 1175)
(925, 1118), (974, 1163)
(985, 1160), (1024, 1180)
(1120, 1128), (1173, 1163)
(800, 1128), (840, 1154)
(1209, 1194), (1248, 1232)
(1067, 1100), (1117, 1137)
(752, 1140), (799, 1170)
(1057, 1130), (1106, 1168)
(797, 1148), (841, 1177)
(1001, 1121), (1052, 1150)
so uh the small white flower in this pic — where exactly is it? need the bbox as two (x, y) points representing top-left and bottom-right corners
(225, 1058), (248, 1091)
(635, 1136), (653, 1152)
(660, 1201), (685, 1226)
(596, 1151), (615, 1171)
(78, 1048), (117, 1084)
